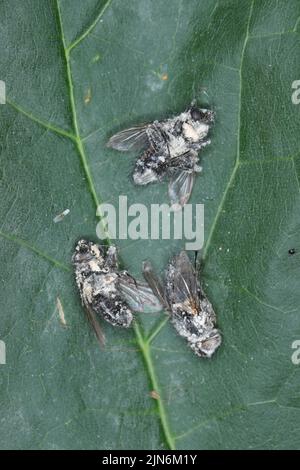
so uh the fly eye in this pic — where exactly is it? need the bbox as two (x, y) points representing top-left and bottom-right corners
(191, 107), (205, 121)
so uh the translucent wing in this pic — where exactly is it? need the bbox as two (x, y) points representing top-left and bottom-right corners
(166, 251), (200, 311)
(118, 272), (163, 313)
(107, 125), (149, 151)
(84, 303), (106, 348)
(168, 170), (195, 209)
(142, 261), (169, 310)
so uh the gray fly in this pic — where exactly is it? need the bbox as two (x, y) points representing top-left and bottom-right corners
(73, 239), (162, 346)
(107, 104), (214, 209)
(143, 251), (221, 358)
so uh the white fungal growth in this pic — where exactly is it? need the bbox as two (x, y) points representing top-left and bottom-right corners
(53, 209), (70, 223)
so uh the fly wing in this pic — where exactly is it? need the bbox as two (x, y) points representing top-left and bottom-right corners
(166, 251), (200, 310)
(168, 170), (195, 209)
(107, 125), (149, 151)
(118, 272), (163, 313)
(142, 261), (169, 310)
(84, 303), (106, 348)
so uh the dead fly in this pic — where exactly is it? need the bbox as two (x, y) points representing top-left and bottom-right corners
(107, 103), (214, 209)
(72, 240), (162, 345)
(143, 251), (221, 358)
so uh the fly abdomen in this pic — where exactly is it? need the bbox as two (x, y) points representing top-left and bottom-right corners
(92, 293), (133, 328)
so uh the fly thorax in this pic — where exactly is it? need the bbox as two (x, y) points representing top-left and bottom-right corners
(168, 135), (188, 157)
(93, 272), (118, 296)
(182, 121), (209, 142)
(88, 259), (102, 272)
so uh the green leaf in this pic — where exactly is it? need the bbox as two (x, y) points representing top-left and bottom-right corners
(1, 0), (300, 450)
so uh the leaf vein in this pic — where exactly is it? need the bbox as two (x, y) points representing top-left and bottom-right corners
(67, 0), (113, 53)
(6, 99), (76, 141)
(0, 230), (70, 272)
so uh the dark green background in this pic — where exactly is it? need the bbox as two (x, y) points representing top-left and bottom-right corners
(0, 0), (300, 449)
